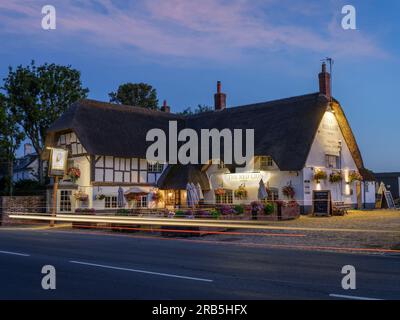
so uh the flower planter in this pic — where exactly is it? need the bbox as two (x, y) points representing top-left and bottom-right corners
(280, 205), (300, 220)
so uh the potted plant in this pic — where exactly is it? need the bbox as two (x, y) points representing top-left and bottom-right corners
(329, 171), (343, 183)
(282, 184), (295, 199)
(279, 200), (300, 220)
(151, 191), (163, 203)
(74, 190), (89, 202)
(313, 169), (327, 183)
(234, 184), (248, 200)
(214, 187), (225, 196)
(67, 167), (80, 183)
(264, 202), (275, 215)
(95, 194), (106, 200)
(348, 171), (363, 183)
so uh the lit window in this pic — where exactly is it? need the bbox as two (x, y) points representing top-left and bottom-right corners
(216, 190), (233, 204)
(105, 196), (117, 208)
(136, 195), (148, 208)
(260, 156), (273, 170)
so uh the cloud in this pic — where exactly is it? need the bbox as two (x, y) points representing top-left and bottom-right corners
(0, 0), (387, 62)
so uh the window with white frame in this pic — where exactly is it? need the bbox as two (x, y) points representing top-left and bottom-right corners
(326, 155), (340, 169)
(259, 156), (273, 170)
(136, 195), (148, 208)
(147, 161), (163, 173)
(216, 190), (233, 204)
(105, 196), (117, 208)
(59, 190), (72, 212)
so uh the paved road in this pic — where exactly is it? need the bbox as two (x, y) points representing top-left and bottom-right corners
(0, 229), (399, 300)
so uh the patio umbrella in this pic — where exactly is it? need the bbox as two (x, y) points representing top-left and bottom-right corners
(258, 179), (268, 201)
(186, 183), (196, 208)
(117, 186), (125, 208)
(191, 182), (200, 205)
(196, 182), (204, 200)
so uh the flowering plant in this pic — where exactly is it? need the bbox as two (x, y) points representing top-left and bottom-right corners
(313, 170), (327, 182)
(95, 194), (106, 200)
(329, 171), (343, 183)
(215, 187), (226, 196)
(234, 184), (248, 200)
(250, 201), (264, 212)
(348, 171), (363, 183)
(67, 167), (80, 183)
(152, 191), (163, 203)
(282, 184), (295, 199)
(216, 204), (235, 215)
(74, 190), (88, 201)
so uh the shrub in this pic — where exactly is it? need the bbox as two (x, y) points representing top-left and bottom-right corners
(175, 210), (186, 217)
(264, 203), (274, 215)
(234, 204), (244, 215)
(75, 208), (95, 214)
(116, 209), (131, 216)
(211, 210), (221, 219)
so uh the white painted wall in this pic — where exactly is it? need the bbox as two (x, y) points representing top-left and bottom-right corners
(304, 111), (359, 206)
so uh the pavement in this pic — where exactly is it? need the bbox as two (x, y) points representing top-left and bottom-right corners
(0, 228), (399, 300)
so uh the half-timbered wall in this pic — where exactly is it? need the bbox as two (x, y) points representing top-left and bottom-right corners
(57, 131), (87, 156)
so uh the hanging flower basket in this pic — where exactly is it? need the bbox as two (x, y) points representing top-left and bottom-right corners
(348, 171), (363, 183)
(215, 188), (226, 196)
(234, 184), (248, 200)
(152, 191), (163, 203)
(282, 185), (295, 199)
(95, 194), (106, 200)
(329, 171), (343, 183)
(67, 167), (80, 183)
(313, 170), (327, 183)
(74, 190), (89, 202)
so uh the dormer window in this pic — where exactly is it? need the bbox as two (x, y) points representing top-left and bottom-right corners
(259, 156), (273, 170)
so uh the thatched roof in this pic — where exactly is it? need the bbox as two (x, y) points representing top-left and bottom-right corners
(157, 164), (210, 190)
(46, 93), (367, 173)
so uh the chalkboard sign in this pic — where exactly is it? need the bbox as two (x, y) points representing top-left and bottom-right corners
(384, 191), (395, 209)
(312, 190), (331, 216)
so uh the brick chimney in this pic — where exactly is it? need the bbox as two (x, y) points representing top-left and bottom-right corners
(161, 100), (170, 113)
(24, 143), (33, 156)
(214, 81), (226, 111)
(318, 62), (331, 99)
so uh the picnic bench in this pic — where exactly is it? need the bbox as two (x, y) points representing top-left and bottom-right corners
(332, 202), (351, 216)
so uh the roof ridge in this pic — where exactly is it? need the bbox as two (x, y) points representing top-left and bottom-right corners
(78, 99), (184, 118)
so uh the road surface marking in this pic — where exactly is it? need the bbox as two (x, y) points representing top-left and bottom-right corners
(69, 260), (214, 283)
(329, 294), (382, 300)
(0, 250), (30, 257)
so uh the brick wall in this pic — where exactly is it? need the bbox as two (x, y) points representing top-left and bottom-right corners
(0, 196), (45, 226)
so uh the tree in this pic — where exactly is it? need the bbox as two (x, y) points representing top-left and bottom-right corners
(109, 82), (158, 109)
(3, 61), (89, 184)
(177, 104), (213, 115)
(0, 93), (25, 195)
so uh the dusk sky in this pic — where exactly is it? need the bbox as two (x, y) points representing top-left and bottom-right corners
(0, 0), (399, 172)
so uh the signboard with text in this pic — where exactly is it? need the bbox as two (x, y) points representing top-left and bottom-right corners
(48, 148), (68, 176)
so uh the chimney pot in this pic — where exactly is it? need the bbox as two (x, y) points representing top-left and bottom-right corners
(318, 62), (331, 100)
(214, 81), (226, 111)
(161, 100), (170, 113)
